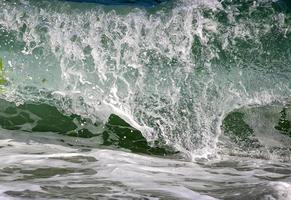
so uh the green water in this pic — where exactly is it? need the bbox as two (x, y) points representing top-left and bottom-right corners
(0, 99), (175, 156)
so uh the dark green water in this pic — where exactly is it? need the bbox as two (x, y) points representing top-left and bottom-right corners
(0, 98), (175, 156)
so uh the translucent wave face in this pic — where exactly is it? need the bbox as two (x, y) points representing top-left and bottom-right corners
(0, 0), (290, 159)
(220, 105), (291, 162)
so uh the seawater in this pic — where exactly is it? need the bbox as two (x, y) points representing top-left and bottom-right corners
(0, 0), (291, 199)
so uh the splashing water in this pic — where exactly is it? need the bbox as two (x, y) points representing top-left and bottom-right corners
(0, 0), (291, 158)
(0, 0), (291, 199)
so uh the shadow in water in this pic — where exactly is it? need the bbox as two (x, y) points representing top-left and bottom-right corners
(0, 99), (176, 156)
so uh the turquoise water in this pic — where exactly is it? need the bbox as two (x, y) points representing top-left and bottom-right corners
(0, 0), (291, 199)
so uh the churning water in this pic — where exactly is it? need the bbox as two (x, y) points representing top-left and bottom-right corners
(0, 0), (290, 199)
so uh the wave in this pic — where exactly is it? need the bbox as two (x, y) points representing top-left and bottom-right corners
(0, 0), (290, 159)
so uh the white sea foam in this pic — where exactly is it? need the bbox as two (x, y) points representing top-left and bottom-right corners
(0, 132), (291, 199)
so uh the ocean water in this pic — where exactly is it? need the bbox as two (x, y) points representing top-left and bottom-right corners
(0, 0), (291, 199)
